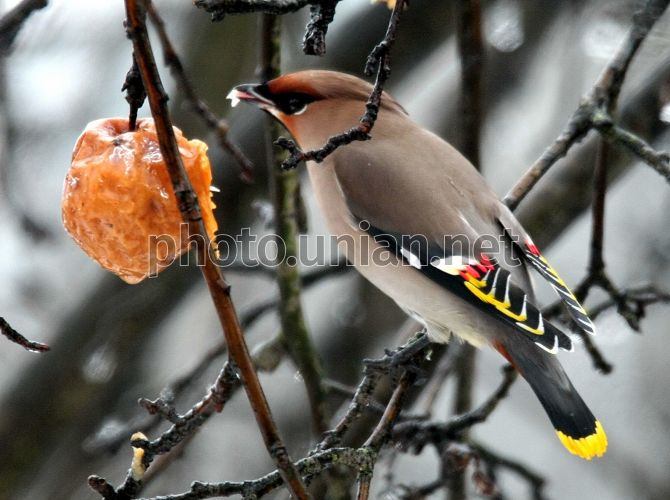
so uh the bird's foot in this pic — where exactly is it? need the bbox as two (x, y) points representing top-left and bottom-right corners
(363, 331), (432, 383)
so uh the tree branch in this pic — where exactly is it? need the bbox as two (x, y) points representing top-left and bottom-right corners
(504, 0), (670, 210)
(0, 0), (48, 55)
(261, 12), (329, 437)
(145, 2), (255, 182)
(275, 0), (408, 170)
(119, 2), (308, 498)
(0, 316), (49, 352)
(194, 0), (310, 21)
(392, 366), (517, 450)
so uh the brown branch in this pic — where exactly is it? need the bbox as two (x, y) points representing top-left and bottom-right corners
(592, 113), (670, 180)
(504, 0), (670, 210)
(145, 2), (254, 182)
(0, 0), (48, 55)
(0, 316), (49, 352)
(119, 2), (308, 499)
(275, 0), (407, 170)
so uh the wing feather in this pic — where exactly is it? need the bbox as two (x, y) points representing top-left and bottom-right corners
(365, 223), (573, 353)
(496, 208), (597, 336)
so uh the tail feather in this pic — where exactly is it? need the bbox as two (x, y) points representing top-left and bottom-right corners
(495, 339), (607, 460)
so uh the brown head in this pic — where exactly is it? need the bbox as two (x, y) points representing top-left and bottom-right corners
(228, 70), (407, 150)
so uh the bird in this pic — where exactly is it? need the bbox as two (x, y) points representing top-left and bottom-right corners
(228, 70), (607, 460)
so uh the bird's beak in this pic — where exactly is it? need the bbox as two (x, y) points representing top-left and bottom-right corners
(227, 84), (274, 109)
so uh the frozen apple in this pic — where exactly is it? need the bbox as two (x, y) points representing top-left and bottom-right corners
(62, 118), (217, 284)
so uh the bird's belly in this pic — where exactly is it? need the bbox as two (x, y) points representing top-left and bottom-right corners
(306, 160), (490, 347)
(352, 249), (489, 347)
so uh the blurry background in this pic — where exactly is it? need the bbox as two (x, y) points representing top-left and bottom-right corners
(1, 0), (670, 498)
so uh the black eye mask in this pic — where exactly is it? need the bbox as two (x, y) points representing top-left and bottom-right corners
(273, 92), (318, 115)
(255, 84), (318, 115)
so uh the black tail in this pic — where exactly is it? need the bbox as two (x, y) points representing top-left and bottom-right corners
(497, 337), (607, 460)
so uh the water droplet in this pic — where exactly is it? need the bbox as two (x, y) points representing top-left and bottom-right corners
(252, 199), (274, 227)
(660, 103), (670, 124)
(82, 345), (117, 384)
(581, 16), (627, 60)
(484, 0), (524, 53)
(293, 371), (303, 382)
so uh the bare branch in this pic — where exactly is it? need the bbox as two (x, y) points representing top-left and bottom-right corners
(504, 0), (670, 210)
(194, 0), (310, 21)
(0, 0), (48, 55)
(136, 447), (368, 500)
(276, 0), (408, 170)
(0, 316), (49, 352)
(392, 366), (517, 450)
(593, 113), (670, 180)
(469, 442), (547, 500)
(355, 372), (414, 500)
(120, 1), (308, 498)
(303, 0), (341, 56)
(146, 2), (255, 182)
(261, 12), (330, 436)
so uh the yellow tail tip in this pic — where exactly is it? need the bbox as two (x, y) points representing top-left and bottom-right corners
(556, 421), (608, 460)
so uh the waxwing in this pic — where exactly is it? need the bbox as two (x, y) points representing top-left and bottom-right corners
(229, 70), (607, 460)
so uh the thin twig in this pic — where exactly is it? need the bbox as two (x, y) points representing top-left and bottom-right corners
(0, 317), (49, 352)
(504, 0), (670, 210)
(194, 0), (310, 21)
(275, 0), (407, 170)
(135, 447), (367, 500)
(0, 0), (48, 55)
(418, 342), (459, 417)
(120, 2), (308, 498)
(317, 332), (431, 452)
(393, 366), (517, 450)
(302, 0), (341, 56)
(122, 55), (146, 131)
(145, 2), (254, 182)
(470, 442), (547, 500)
(356, 372), (415, 500)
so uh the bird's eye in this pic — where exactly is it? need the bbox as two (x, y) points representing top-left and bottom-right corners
(286, 97), (307, 115)
(277, 92), (315, 115)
